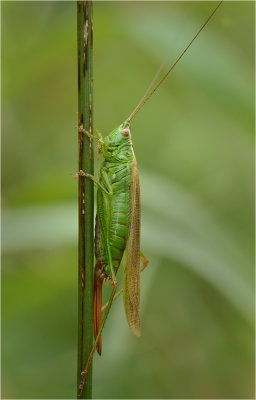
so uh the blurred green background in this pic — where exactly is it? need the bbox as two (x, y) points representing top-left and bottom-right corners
(2, 1), (254, 399)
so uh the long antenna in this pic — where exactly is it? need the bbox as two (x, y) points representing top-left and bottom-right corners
(126, 0), (223, 123)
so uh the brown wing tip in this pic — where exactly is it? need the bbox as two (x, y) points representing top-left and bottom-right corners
(130, 323), (141, 337)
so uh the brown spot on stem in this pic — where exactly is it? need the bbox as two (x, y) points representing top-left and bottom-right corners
(90, 2), (93, 49)
(78, 49), (81, 93)
(78, 114), (84, 170)
(89, 95), (92, 159)
(83, 2), (88, 77)
(81, 271), (85, 289)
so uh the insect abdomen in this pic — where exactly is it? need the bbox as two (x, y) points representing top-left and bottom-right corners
(97, 162), (132, 268)
(110, 162), (132, 259)
(110, 193), (130, 261)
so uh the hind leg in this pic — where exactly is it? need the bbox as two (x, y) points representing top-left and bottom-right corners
(101, 252), (149, 312)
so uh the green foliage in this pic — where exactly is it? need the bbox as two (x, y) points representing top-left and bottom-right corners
(2, 1), (254, 399)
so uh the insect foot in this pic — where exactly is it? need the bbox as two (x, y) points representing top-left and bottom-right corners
(72, 170), (88, 179)
(77, 125), (90, 137)
(78, 169), (89, 178)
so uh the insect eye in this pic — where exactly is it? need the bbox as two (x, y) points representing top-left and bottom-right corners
(121, 128), (130, 137)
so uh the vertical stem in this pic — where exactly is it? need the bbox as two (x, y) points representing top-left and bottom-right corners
(77, 1), (93, 399)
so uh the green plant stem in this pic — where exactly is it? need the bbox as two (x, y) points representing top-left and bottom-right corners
(77, 1), (94, 399)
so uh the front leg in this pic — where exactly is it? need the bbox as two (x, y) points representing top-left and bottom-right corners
(78, 126), (104, 144)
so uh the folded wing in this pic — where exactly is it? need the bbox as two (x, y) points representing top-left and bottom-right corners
(123, 160), (141, 336)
